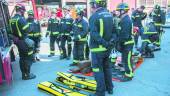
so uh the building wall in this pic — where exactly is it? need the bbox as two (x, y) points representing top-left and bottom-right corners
(65, 0), (86, 2)
(108, 0), (168, 12)
(137, 0), (168, 8)
(108, 0), (136, 11)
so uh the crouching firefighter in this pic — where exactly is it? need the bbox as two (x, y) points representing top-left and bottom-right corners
(46, 10), (61, 57)
(69, 8), (88, 66)
(149, 4), (166, 51)
(116, 3), (134, 82)
(9, 4), (36, 80)
(89, 0), (115, 96)
(140, 22), (158, 58)
(27, 10), (41, 61)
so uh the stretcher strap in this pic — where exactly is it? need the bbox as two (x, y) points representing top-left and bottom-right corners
(58, 72), (96, 85)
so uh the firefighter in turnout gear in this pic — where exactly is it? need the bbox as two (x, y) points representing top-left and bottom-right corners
(46, 10), (61, 57)
(27, 10), (41, 61)
(69, 8), (88, 66)
(10, 4), (36, 80)
(116, 3), (134, 82)
(89, 0), (115, 95)
(60, 6), (74, 60)
(149, 4), (166, 51)
(131, 5), (147, 48)
(140, 22), (158, 58)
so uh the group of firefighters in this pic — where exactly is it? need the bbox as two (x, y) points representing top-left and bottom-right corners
(9, 0), (166, 96)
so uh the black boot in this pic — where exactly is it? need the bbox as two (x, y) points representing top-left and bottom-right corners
(22, 60), (36, 80)
(22, 73), (27, 80)
(48, 54), (55, 57)
(22, 73), (36, 80)
(36, 57), (40, 61)
(66, 56), (70, 60)
(35, 54), (40, 61)
(60, 55), (67, 60)
(107, 90), (113, 95)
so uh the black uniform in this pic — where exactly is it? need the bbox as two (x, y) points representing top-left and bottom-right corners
(47, 17), (61, 56)
(60, 17), (73, 59)
(27, 18), (41, 59)
(117, 14), (134, 79)
(89, 8), (114, 96)
(72, 18), (88, 65)
(131, 10), (147, 47)
(141, 22), (158, 58)
(149, 10), (166, 47)
(10, 14), (34, 79)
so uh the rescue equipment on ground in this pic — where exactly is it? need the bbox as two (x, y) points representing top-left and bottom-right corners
(56, 72), (96, 93)
(37, 81), (86, 96)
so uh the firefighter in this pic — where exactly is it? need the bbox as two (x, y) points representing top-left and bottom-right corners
(60, 6), (74, 60)
(69, 8), (88, 66)
(131, 5), (147, 48)
(84, 35), (90, 60)
(9, 4), (36, 80)
(27, 10), (41, 61)
(46, 10), (61, 57)
(149, 4), (166, 51)
(140, 22), (158, 58)
(83, 15), (90, 60)
(116, 3), (134, 81)
(111, 10), (121, 68)
(112, 10), (121, 42)
(89, 0), (115, 95)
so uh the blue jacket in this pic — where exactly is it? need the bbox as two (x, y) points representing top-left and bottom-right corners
(119, 14), (133, 41)
(27, 18), (41, 38)
(89, 8), (114, 53)
(47, 18), (60, 36)
(72, 18), (88, 42)
(10, 14), (31, 40)
(60, 17), (73, 35)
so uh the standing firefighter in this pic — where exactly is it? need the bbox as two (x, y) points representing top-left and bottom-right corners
(89, 0), (115, 95)
(131, 5), (147, 48)
(60, 6), (74, 60)
(10, 4), (36, 80)
(70, 8), (88, 66)
(116, 3), (134, 81)
(149, 5), (166, 50)
(46, 10), (61, 57)
(27, 10), (41, 61)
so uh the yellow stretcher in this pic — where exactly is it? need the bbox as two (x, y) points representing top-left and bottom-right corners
(56, 72), (96, 93)
(37, 81), (86, 96)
